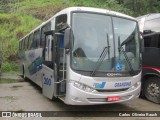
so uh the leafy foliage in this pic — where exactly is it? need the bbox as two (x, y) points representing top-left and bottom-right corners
(119, 0), (160, 16)
(0, 14), (41, 73)
(0, 0), (160, 73)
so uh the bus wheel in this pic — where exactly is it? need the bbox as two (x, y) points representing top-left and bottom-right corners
(144, 77), (160, 104)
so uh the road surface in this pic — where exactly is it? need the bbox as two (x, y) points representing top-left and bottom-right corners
(0, 79), (159, 120)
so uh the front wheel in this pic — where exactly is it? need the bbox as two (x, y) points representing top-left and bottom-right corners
(144, 77), (160, 104)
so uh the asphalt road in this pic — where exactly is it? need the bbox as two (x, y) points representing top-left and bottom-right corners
(0, 80), (160, 120)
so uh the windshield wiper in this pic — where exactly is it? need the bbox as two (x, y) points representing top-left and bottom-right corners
(90, 34), (110, 76)
(118, 36), (135, 75)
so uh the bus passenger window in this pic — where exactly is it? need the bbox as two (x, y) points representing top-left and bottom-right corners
(33, 30), (40, 49)
(23, 39), (26, 50)
(41, 23), (51, 48)
(21, 41), (23, 50)
(25, 37), (29, 50)
(37, 30), (41, 48)
(28, 34), (33, 49)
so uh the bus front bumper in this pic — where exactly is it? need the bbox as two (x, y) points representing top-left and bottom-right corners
(64, 82), (141, 105)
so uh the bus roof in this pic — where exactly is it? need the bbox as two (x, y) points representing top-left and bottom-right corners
(54, 7), (135, 20)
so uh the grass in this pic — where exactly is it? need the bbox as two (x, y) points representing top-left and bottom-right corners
(1, 61), (19, 73)
(0, 79), (15, 83)
(0, 14), (42, 73)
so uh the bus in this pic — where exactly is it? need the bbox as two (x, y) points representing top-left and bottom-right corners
(19, 7), (142, 105)
(137, 13), (160, 103)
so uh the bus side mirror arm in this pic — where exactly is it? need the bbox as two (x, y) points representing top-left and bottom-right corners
(64, 28), (72, 50)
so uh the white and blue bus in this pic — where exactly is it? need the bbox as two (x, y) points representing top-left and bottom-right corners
(19, 7), (142, 105)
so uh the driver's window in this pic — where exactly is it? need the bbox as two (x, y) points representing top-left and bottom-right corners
(41, 22), (51, 48)
(55, 14), (67, 32)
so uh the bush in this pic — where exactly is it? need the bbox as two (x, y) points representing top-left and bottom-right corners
(1, 61), (18, 73)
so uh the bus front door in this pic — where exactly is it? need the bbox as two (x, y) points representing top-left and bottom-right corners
(42, 32), (56, 99)
(54, 33), (66, 97)
(42, 31), (66, 99)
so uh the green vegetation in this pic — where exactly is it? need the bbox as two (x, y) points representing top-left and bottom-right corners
(0, 0), (160, 73)
(0, 14), (41, 73)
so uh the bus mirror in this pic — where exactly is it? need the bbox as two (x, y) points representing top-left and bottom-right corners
(64, 28), (72, 49)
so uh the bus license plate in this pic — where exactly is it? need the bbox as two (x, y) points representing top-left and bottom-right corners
(108, 96), (120, 102)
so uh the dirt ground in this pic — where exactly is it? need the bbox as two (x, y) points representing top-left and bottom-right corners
(0, 79), (160, 120)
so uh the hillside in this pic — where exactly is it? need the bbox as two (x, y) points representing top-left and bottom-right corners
(0, 0), (160, 73)
(0, 14), (41, 73)
(0, 0), (132, 73)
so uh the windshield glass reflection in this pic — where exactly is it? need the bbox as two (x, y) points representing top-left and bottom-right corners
(71, 12), (140, 74)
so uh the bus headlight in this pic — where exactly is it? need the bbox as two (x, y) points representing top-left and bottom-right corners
(131, 82), (141, 89)
(74, 81), (95, 92)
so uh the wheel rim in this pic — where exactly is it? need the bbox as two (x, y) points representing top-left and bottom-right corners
(147, 82), (160, 97)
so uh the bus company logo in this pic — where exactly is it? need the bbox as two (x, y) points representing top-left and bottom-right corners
(114, 81), (131, 87)
(93, 82), (106, 89)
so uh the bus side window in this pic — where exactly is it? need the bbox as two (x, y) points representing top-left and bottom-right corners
(23, 39), (26, 50)
(26, 37), (29, 50)
(28, 33), (33, 50)
(41, 23), (51, 48)
(33, 29), (41, 49)
(21, 40), (23, 50)
(37, 30), (41, 48)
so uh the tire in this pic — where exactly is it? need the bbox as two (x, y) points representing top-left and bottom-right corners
(144, 77), (160, 104)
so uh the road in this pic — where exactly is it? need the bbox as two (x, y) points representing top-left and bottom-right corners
(0, 79), (159, 120)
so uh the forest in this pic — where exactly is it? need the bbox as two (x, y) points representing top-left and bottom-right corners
(0, 0), (160, 73)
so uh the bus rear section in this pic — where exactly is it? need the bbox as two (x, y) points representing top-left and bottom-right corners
(137, 13), (160, 104)
(19, 7), (142, 105)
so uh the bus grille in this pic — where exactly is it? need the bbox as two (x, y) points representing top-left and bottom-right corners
(96, 88), (129, 92)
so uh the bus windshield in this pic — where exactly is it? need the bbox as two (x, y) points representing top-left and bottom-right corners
(71, 12), (141, 75)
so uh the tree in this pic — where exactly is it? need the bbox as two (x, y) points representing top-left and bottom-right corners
(122, 0), (160, 17)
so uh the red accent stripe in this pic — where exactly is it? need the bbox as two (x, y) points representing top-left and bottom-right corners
(143, 66), (160, 72)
